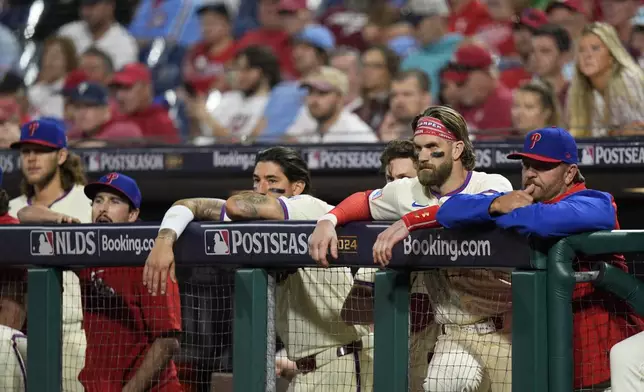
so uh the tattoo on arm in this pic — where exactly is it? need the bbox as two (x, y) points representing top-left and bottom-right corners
(232, 193), (273, 219)
(176, 198), (226, 221)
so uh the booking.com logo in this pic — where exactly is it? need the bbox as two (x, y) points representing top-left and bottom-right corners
(403, 234), (491, 261)
(101, 234), (155, 256)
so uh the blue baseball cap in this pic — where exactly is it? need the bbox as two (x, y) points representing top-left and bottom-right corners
(84, 172), (142, 209)
(71, 82), (109, 106)
(293, 24), (335, 51)
(507, 127), (578, 164)
(10, 119), (67, 150)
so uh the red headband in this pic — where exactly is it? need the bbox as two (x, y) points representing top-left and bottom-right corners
(414, 117), (457, 141)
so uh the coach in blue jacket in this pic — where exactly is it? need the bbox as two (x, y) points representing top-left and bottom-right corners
(436, 127), (618, 237)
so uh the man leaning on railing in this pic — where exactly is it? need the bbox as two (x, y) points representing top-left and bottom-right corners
(430, 127), (642, 391)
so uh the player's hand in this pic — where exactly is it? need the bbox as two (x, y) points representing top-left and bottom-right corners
(489, 184), (535, 215)
(373, 219), (409, 267)
(308, 220), (338, 268)
(143, 236), (176, 295)
(275, 356), (298, 380)
(56, 213), (80, 224)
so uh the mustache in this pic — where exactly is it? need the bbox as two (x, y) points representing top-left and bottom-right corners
(96, 214), (112, 223)
(419, 163), (436, 170)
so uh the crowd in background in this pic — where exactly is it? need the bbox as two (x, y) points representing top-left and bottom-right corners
(0, 0), (643, 148)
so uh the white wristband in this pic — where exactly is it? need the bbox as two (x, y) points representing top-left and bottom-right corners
(159, 205), (195, 239)
(317, 213), (338, 227)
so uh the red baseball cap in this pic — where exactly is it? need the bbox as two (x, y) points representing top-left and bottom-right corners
(278, 0), (307, 12)
(451, 44), (494, 69)
(546, 0), (585, 14)
(110, 63), (152, 87)
(515, 8), (548, 30)
(61, 69), (88, 96)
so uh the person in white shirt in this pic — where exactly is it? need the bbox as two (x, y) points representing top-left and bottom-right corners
(285, 66), (378, 143)
(309, 106), (514, 392)
(188, 45), (280, 144)
(58, 0), (138, 70)
(144, 146), (373, 392)
(8, 119), (89, 392)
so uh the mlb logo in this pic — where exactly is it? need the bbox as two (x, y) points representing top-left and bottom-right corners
(578, 145), (595, 166)
(87, 152), (100, 172)
(30, 231), (55, 256)
(204, 229), (231, 255)
(307, 150), (321, 170)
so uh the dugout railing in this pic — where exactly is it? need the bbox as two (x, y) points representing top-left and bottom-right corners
(2, 222), (643, 391)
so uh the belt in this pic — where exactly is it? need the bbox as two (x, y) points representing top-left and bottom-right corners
(295, 340), (363, 374)
(441, 319), (497, 335)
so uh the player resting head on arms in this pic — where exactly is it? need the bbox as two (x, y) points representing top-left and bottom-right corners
(11, 119), (90, 224)
(309, 105), (513, 267)
(80, 173), (183, 392)
(144, 146), (312, 295)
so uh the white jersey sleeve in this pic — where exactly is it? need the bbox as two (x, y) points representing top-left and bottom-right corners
(368, 180), (404, 220)
(278, 195), (334, 220)
(354, 267), (376, 286)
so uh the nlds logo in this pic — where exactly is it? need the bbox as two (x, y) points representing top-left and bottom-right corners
(30, 230), (97, 256)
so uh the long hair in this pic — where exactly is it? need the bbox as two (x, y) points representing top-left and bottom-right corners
(518, 79), (563, 128)
(411, 106), (476, 171)
(567, 22), (644, 136)
(38, 36), (78, 82)
(21, 152), (87, 199)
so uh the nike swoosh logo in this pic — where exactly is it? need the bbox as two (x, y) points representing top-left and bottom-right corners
(411, 202), (428, 208)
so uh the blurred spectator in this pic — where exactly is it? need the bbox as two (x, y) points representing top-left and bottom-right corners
(0, 72), (34, 124)
(448, 0), (493, 36)
(600, 0), (640, 45)
(511, 79), (563, 135)
(128, 0), (209, 47)
(401, 0), (462, 99)
(499, 8), (549, 90)
(438, 65), (463, 107)
(79, 47), (114, 86)
(362, 3), (413, 47)
(60, 69), (90, 127)
(285, 66), (377, 143)
(28, 37), (78, 119)
(237, 0), (296, 79)
(0, 22), (19, 74)
(546, 0), (589, 47)
(387, 35), (419, 59)
(183, 2), (237, 95)
(357, 45), (399, 131)
(379, 69), (431, 141)
(474, 0), (517, 56)
(329, 47), (363, 112)
(111, 63), (180, 144)
(0, 99), (20, 148)
(58, 0), (138, 70)
(447, 43), (513, 138)
(258, 24), (334, 142)
(187, 45), (279, 144)
(567, 22), (644, 137)
(319, 0), (370, 51)
(531, 24), (572, 108)
(279, 0), (318, 36)
(67, 82), (142, 147)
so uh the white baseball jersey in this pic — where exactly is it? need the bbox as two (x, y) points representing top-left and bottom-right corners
(368, 171), (515, 325)
(274, 194), (371, 359)
(0, 326), (27, 392)
(354, 268), (436, 367)
(9, 184), (90, 327)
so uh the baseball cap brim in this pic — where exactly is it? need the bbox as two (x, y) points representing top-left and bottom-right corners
(10, 140), (63, 150)
(442, 69), (468, 84)
(110, 74), (138, 87)
(506, 152), (562, 163)
(302, 80), (338, 93)
(84, 182), (139, 208)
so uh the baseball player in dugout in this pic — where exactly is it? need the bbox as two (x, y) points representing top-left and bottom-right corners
(434, 127), (643, 391)
(309, 105), (515, 392)
(8, 119), (89, 392)
(144, 146), (374, 392)
(340, 139), (440, 392)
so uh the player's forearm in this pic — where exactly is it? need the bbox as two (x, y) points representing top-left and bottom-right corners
(174, 198), (226, 221)
(341, 286), (374, 325)
(436, 194), (500, 229)
(225, 192), (285, 221)
(16, 205), (61, 223)
(402, 206), (441, 232)
(158, 198), (226, 244)
(122, 337), (180, 392)
(319, 191), (373, 227)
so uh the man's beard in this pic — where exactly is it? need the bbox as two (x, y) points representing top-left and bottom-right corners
(27, 164), (58, 190)
(241, 78), (261, 97)
(311, 106), (336, 125)
(418, 159), (453, 189)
